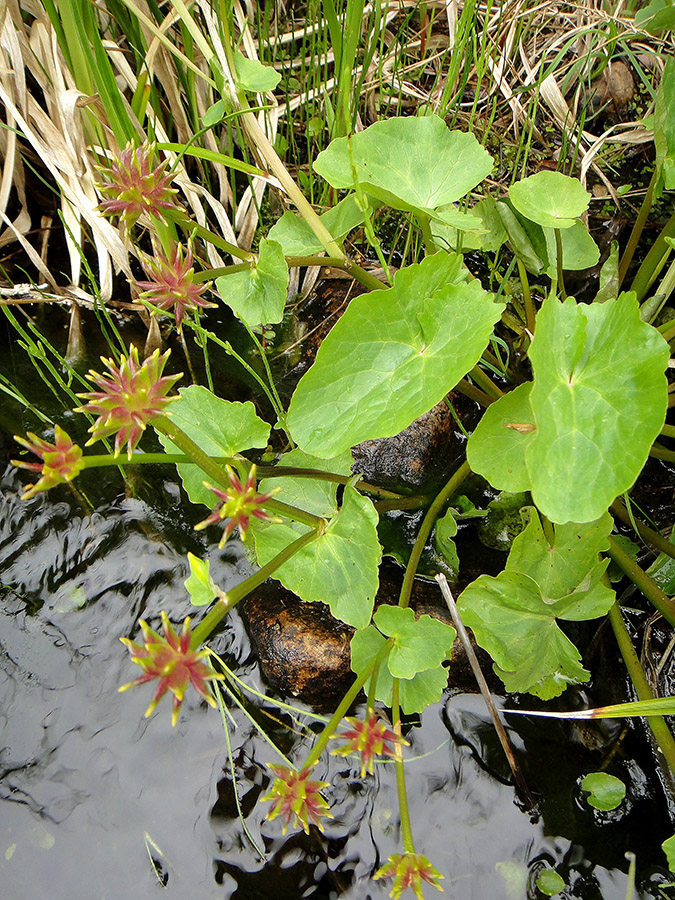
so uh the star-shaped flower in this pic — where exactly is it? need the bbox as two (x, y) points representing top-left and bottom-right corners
(75, 346), (181, 459)
(374, 852), (444, 899)
(12, 424), (84, 499)
(119, 611), (223, 726)
(194, 464), (279, 546)
(331, 711), (408, 776)
(136, 242), (215, 331)
(97, 142), (182, 230)
(261, 764), (332, 834)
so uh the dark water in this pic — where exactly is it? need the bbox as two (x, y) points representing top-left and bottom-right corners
(1, 461), (675, 900)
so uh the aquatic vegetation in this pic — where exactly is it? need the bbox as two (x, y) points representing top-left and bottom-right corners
(5, 3), (675, 896)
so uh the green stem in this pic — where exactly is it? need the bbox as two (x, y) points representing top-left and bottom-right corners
(190, 528), (320, 648)
(392, 678), (415, 853)
(607, 535), (675, 628)
(180, 221), (254, 262)
(610, 499), (675, 561)
(303, 638), (394, 768)
(468, 365), (504, 400)
(153, 416), (324, 529)
(650, 443), (675, 464)
(554, 228), (566, 300)
(517, 258), (536, 334)
(618, 166), (658, 288)
(455, 378), (494, 407)
(629, 206), (675, 303)
(608, 602), (675, 780)
(399, 460), (471, 609)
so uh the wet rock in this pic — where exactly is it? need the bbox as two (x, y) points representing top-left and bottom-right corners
(241, 563), (501, 708)
(351, 394), (480, 493)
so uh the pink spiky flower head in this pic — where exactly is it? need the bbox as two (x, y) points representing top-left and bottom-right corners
(12, 424), (84, 499)
(136, 241), (216, 332)
(194, 464), (280, 547)
(75, 346), (182, 460)
(261, 764), (332, 834)
(119, 611), (224, 726)
(97, 141), (182, 230)
(374, 852), (444, 900)
(331, 711), (408, 777)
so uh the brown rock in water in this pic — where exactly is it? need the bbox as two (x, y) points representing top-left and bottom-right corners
(241, 564), (501, 708)
(351, 395), (478, 493)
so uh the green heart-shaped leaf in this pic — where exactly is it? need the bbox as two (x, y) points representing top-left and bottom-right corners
(217, 238), (288, 326)
(581, 772), (626, 811)
(288, 252), (504, 456)
(527, 293), (669, 523)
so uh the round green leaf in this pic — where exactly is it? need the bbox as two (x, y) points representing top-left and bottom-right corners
(185, 553), (221, 606)
(467, 382), (535, 493)
(509, 171), (590, 229)
(581, 772), (626, 810)
(287, 252), (504, 457)
(314, 115), (493, 214)
(234, 51), (281, 92)
(156, 386), (271, 507)
(536, 869), (566, 896)
(526, 293), (669, 523)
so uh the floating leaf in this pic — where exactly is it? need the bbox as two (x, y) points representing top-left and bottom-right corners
(185, 553), (222, 606)
(217, 239), (288, 326)
(536, 869), (565, 896)
(350, 626), (450, 714)
(287, 252), (504, 456)
(373, 605), (455, 679)
(314, 115), (493, 216)
(581, 772), (626, 811)
(509, 171), (590, 229)
(467, 382), (534, 493)
(251, 460), (380, 629)
(526, 293), (669, 523)
(234, 51), (281, 92)
(156, 386), (270, 507)
(458, 570), (590, 698)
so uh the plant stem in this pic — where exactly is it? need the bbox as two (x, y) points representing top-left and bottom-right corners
(610, 499), (675, 560)
(391, 678), (415, 854)
(399, 461), (471, 610)
(629, 206), (675, 303)
(517, 258), (536, 334)
(608, 601), (675, 781)
(618, 166), (658, 288)
(190, 528), (320, 648)
(303, 638), (394, 768)
(554, 228), (566, 300)
(607, 535), (675, 628)
(455, 379), (494, 407)
(468, 365), (504, 400)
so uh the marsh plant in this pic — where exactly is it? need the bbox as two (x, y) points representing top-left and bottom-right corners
(7, 1), (675, 895)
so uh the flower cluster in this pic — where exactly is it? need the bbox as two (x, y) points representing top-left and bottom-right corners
(261, 764), (332, 834)
(12, 424), (84, 499)
(331, 711), (407, 777)
(195, 464), (279, 546)
(119, 611), (223, 726)
(374, 852), (444, 900)
(97, 142), (181, 229)
(76, 346), (181, 459)
(136, 242), (215, 331)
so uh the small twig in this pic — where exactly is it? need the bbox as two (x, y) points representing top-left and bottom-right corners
(435, 573), (536, 810)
